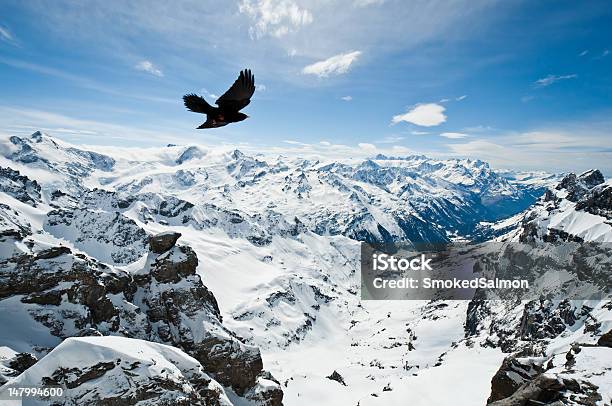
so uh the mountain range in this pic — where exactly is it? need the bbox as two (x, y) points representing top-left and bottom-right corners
(0, 131), (609, 405)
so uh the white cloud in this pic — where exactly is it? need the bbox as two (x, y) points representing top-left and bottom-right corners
(15, 1), (496, 87)
(256, 84), (266, 92)
(445, 129), (612, 173)
(391, 145), (411, 154)
(1, 57), (174, 103)
(0, 106), (196, 146)
(202, 89), (219, 99)
(439, 98), (450, 103)
(456, 95), (467, 101)
(239, 0), (313, 39)
(303, 51), (361, 77)
(354, 0), (386, 6)
(579, 50), (588, 57)
(358, 142), (377, 151)
(534, 74), (576, 87)
(243, 140), (414, 160)
(411, 130), (429, 135)
(392, 103), (447, 127)
(283, 139), (309, 145)
(0, 25), (14, 43)
(440, 132), (469, 139)
(341, 95), (352, 101)
(134, 60), (163, 77)
(378, 135), (404, 144)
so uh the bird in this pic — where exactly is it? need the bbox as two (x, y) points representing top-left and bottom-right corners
(183, 69), (255, 129)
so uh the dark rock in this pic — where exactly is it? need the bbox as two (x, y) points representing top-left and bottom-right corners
(519, 300), (574, 340)
(35, 246), (72, 260)
(542, 189), (556, 202)
(0, 167), (42, 206)
(597, 329), (612, 347)
(0, 239), (282, 404)
(576, 184), (612, 219)
(557, 173), (588, 202)
(326, 370), (347, 386)
(578, 169), (605, 188)
(149, 231), (182, 254)
(8, 353), (37, 374)
(488, 357), (544, 403)
(150, 245), (197, 283)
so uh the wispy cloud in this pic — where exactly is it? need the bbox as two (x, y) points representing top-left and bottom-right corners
(134, 60), (163, 77)
(456, 95), (467, 101)
(341, 95), (353, 101)
(303, 51), (361, 77)
(579, 50), (588, 57)
(0, 25), (15, 44)
(253, 140), (413, 160)
(446, 127), (612, 173)
(0, 106), (200, 146)
(202, 88), (219, 100)
(440, 132), (469, 139)
(378, 135), (404, 144)
(358, 142), (376, 151)
(534, 74), (577, 88)
(0, 57), (174, 103)
(392, 103), (447, 127)
(354, 0), (386, 7)
(239, 0), (313, 39)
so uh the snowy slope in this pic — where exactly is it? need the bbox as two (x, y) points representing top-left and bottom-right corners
(0, 131), (609, 406)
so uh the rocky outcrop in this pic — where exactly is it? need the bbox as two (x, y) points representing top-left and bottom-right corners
(598, 329), (612, 347)
(0, 336), (233, 406)
(0, 232), (282, 405)
(520, 169), (610, 242)
(0, 167), (41, 206)
(44, 208), (149, 265)
(576, 183), (612, 219)
(149, 231), (182, 254)
(555, 170), (604, 202)
(488, 355), (604, 406)
(326, 370), (347, 386)
(488, 357), (544, 403)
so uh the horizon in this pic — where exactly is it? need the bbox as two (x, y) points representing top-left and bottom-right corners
(1, 0), (611, 174)
(4, 129), (610, 179)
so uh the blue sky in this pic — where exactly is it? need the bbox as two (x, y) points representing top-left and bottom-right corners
(0, 0), (611, 173)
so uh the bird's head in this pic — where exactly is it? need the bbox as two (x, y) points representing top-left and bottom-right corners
(236, 112), (249, 122)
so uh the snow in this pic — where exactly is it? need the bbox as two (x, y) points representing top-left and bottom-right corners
(1, 132), (610, 405)
(0, 336), (232, 405)
(0, 296), (61, 356)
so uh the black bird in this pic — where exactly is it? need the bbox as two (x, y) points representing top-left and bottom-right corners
(183, 69), (255, 129)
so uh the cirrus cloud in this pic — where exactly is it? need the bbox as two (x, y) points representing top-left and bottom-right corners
(0, 25), (15, 44)
(303, 51), (361, 77)
(440, 132), (469, 139)
(392, 103), (447, 127)
(534, 74), (576, 88)
(134, 60), (163, 77)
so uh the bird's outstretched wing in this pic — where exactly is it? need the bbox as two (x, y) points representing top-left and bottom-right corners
(215, 69), (255, 111)
(183, 94), (214, 114)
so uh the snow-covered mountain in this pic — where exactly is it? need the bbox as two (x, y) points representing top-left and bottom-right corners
(0, 131), (609, 405)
